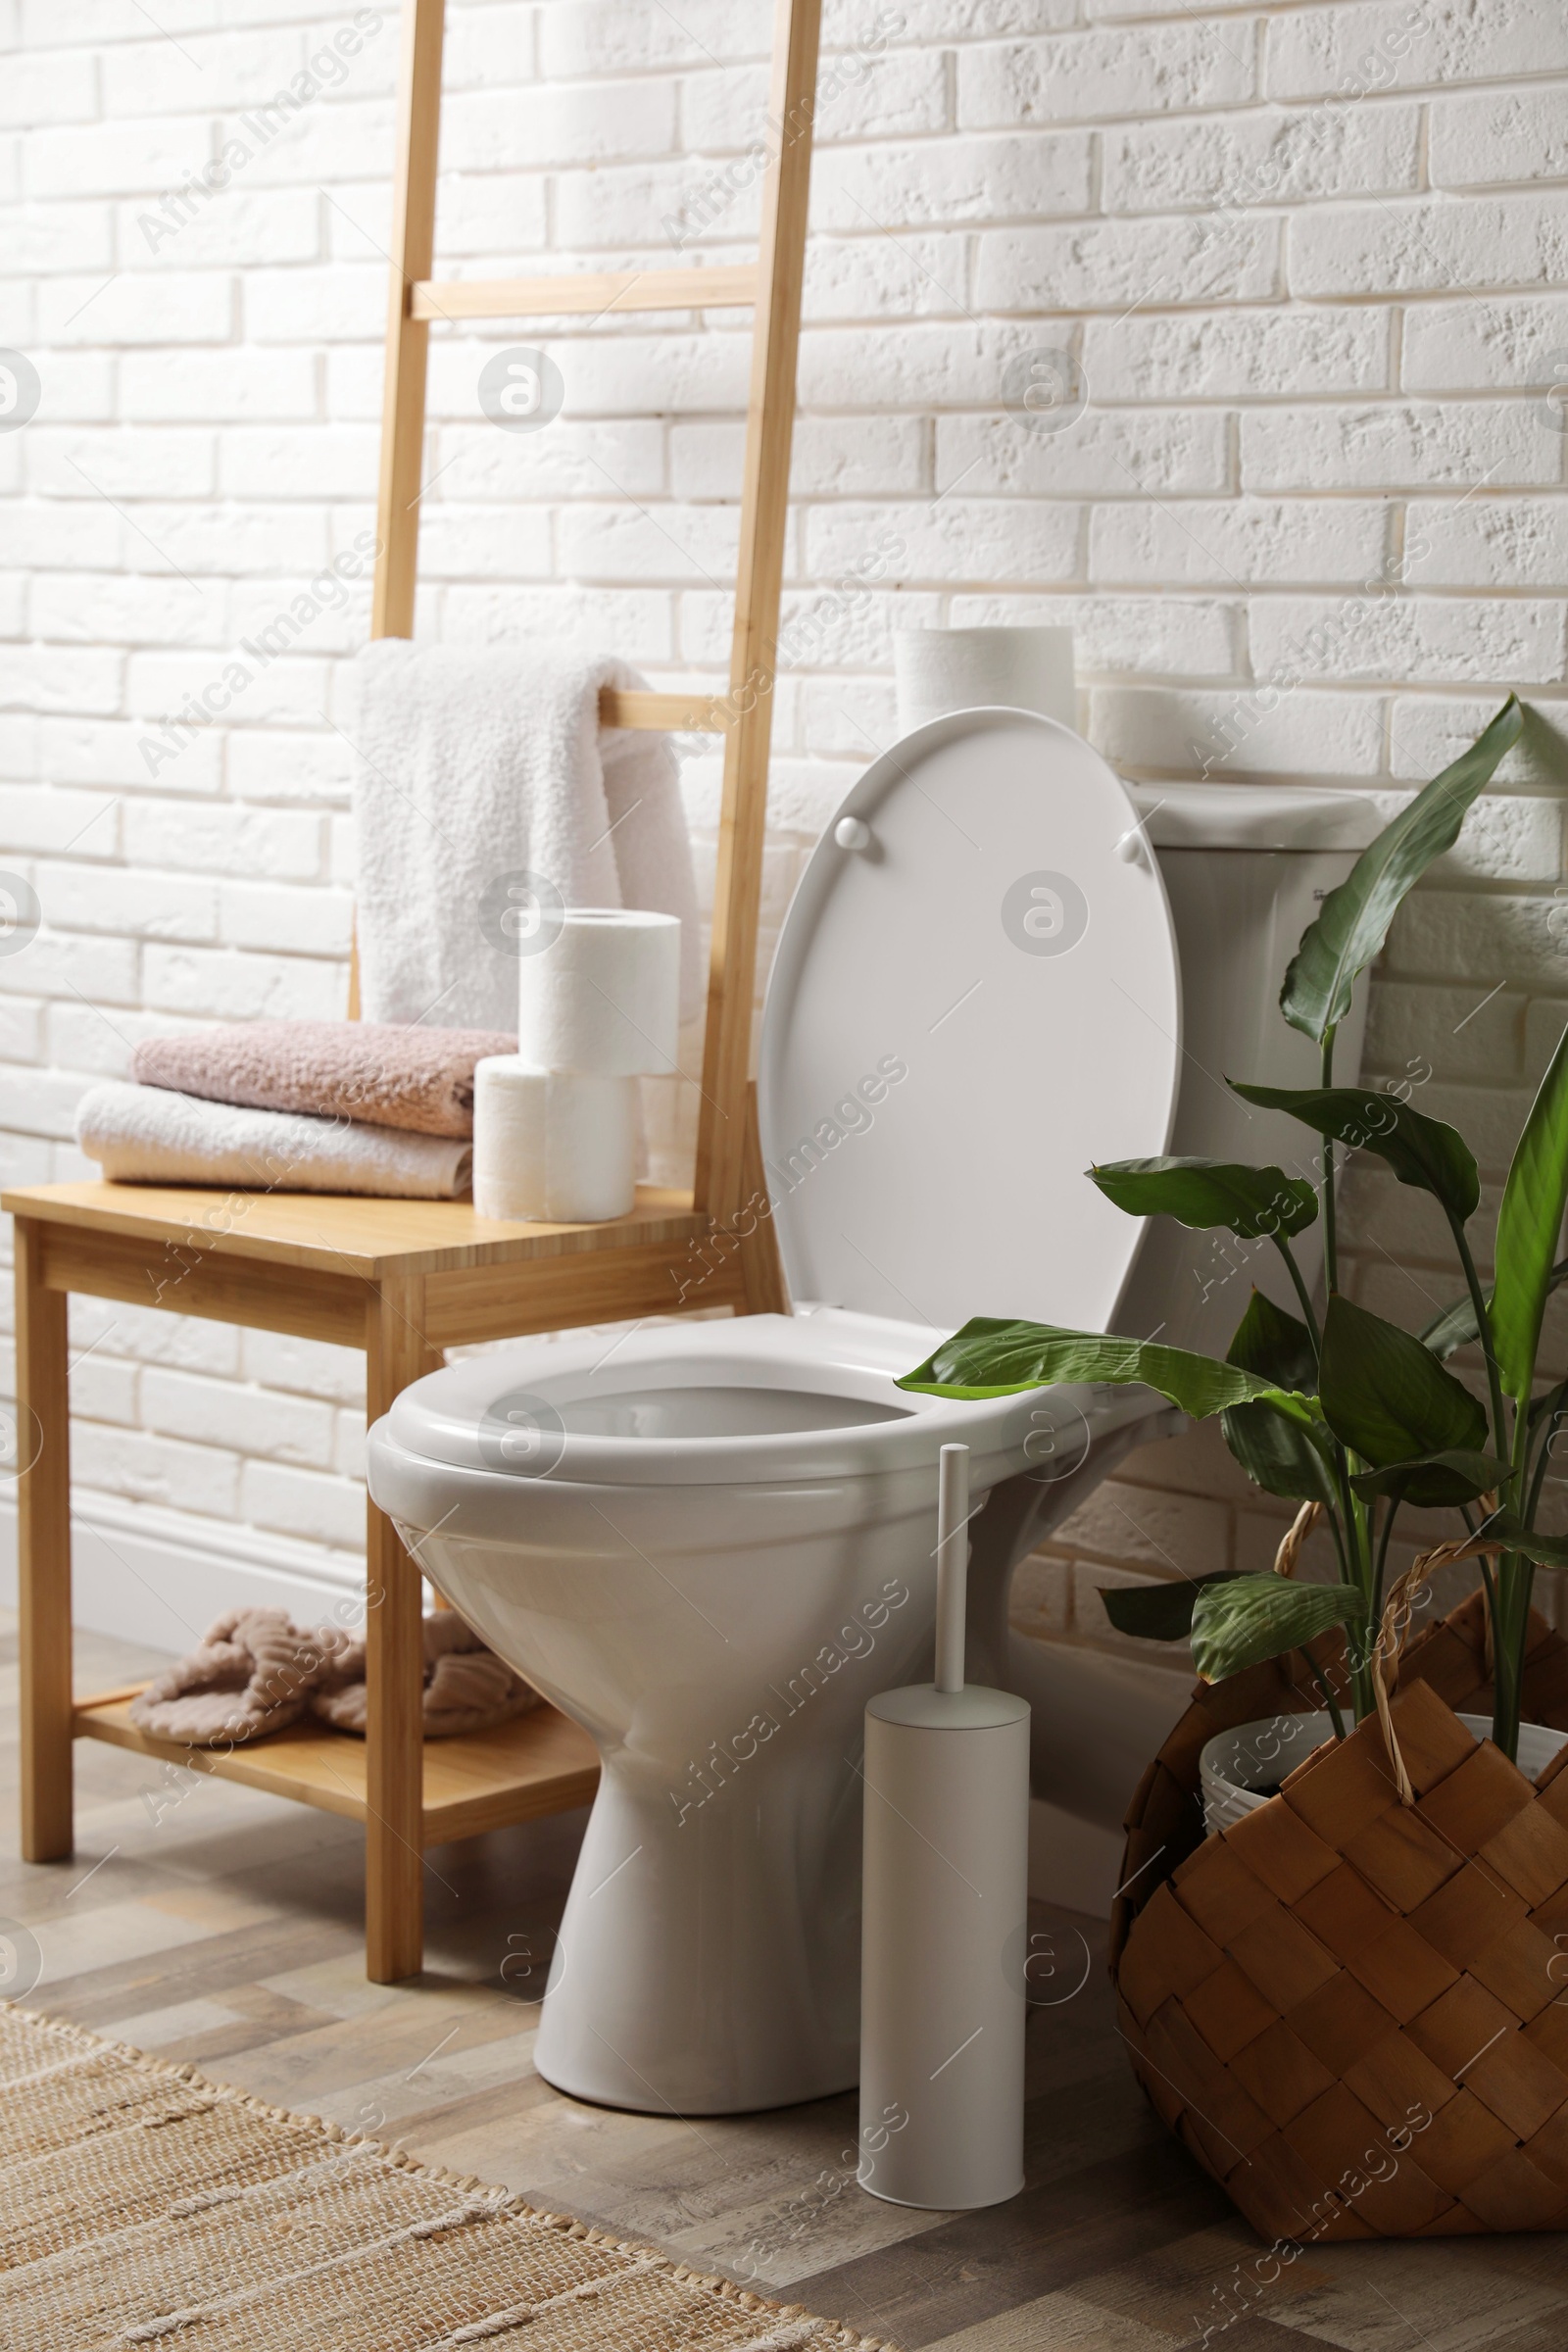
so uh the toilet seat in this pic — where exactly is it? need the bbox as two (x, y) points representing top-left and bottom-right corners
(378, 1308), (1054, 1500)
(759, 708), (1183, 1332)
(373, 1298), (1147, 1533)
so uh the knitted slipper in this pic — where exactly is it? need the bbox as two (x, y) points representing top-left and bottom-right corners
(127, 1607), (357, 1746)
(312, 1609), (541, 1740)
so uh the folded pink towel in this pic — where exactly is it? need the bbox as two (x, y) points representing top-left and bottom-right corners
(133, 1021), (516, 1139)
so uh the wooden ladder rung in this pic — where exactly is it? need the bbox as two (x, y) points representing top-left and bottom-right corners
(599, 687), (724, 733)
(411, 266), (759, 321)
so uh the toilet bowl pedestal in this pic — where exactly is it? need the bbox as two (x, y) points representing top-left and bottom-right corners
(537, 1736), (862, 2114)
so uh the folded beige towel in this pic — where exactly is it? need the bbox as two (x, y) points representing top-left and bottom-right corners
(129, 1607), (540, 1745)
(76, 1081), (472, 1198)
(133, 1022), (515, 1139)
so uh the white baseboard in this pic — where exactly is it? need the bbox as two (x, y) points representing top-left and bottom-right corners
(0, 1490), (365, 1656)
(1027, 1797), (1126, 1920)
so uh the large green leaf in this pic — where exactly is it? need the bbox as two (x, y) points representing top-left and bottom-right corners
(1230, 1083), (1479, 1222)
(1225, 1288), (1318, 1390)
(1090, 1157), (1318, 1241)
(1219, 1289), (1335, 1501)
(1279, 697), (1522, 1043)
(1487, 1512), (1568, 1569)
(1318, 1294), (1488, 1467)
(1098, 1572), (1238, 1643)
(1349, 1448), (1509, 1509)
(897, 1317), (1310, 1420)
(1528, 1374), (1568, 1434)
(1423, 1256), (1568, 1362)
(1223, 1398), (1342, 1503)
(1493, 1015), (1568, 1410)
(1191, 1574), (1367, 1684)
(1420, 1287), (1486, 1360)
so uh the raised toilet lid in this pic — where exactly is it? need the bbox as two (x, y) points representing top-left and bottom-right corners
(757, 710), (1183, 1335)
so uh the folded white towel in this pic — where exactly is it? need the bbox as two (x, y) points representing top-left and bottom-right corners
(76, 1081), (472, 1199)
(351, 641), (702, 1034)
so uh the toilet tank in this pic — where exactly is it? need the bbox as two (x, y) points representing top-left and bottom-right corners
(1111, 782), (1384, 1359)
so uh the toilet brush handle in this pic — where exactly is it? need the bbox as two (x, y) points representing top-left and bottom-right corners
(934, 1444), (969, 1693)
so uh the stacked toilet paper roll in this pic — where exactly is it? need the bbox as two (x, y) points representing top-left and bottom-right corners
(473, 909), (681, 1224)
(515, 908), (681, 1078)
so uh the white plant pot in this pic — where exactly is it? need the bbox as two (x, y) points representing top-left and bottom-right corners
(1200, 1710), (1568, 1838)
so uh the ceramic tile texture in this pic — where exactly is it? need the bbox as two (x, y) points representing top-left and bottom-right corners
(4, 1613), (1566, 2350)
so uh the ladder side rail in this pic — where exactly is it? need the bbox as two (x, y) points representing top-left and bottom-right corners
(370, 0), (446, 641)
(693, 0), (822, 1220)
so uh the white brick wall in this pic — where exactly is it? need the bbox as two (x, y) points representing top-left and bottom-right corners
(2, 0), (1566, 1651)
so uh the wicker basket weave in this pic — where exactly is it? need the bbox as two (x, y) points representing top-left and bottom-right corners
(1109, 1592), (1568, 2238)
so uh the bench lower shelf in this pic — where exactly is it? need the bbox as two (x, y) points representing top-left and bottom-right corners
(74, 1687), (602, 1847)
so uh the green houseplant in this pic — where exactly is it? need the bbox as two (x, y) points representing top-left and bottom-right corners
(898, 695), (1568, 1764)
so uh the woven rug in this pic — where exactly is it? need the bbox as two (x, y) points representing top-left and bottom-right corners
(0, 2001), (895, 2352)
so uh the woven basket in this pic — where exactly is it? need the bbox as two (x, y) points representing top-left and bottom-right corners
(1110, 1592), (1568, 2237)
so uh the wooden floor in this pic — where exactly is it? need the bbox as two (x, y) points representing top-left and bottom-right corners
(5, 1614), (1568, 2351)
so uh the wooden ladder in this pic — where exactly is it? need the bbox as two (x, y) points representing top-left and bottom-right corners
(369, 0), (823, 1222)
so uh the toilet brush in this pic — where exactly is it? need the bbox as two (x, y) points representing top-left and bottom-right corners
(858, 1443), (1031, 2210)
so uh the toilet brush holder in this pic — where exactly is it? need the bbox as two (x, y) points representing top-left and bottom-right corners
(858, 1445), (1030, 2211)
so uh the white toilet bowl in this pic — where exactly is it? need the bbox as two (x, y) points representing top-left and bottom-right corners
(368, 710), (1379, 2115)
(370, 1310), (1159, 2112)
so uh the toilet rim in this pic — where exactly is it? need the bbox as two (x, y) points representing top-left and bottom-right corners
(368, 1309), (1167, 1494)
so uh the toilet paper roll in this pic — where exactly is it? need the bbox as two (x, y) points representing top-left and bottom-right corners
(893, 625), (1076, 736)
(516, 909), (681, 1077)
(472, 1057), (637, 1223)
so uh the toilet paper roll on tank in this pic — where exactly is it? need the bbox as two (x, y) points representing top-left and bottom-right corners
(473, 908), (682, 1225)
(893, 624), (1075, 736)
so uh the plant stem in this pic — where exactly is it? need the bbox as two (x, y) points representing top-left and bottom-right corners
(1340, 1475), (1379, 1725)
(1468, 1546), (1521, 1755)
(1477, 1548), (1497, 1622)
(1319, 1029), (1339, 1297)
(1321, 1494), (1352, 1584)
(1373, 1491), (1400, 1623)
(1264, 1235), (1365, 1633)
(1273, 1237), (1322, 1357)
(1345, 1514), (1382, 1721)
(1300, 1647), (1348, 1740)
(1492, 1360), (1541, 1763)
(1492, 1568), (1529, 1763)
(1447, 1210), (1509, 1470)
(1526, 1402), (1567, 1525)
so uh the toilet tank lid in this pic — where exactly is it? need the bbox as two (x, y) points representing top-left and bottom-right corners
(1128, 782), (1383, 853)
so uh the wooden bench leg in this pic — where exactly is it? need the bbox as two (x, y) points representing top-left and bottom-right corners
(738, 1080), (788, 1315)
(17, 1218), (74, 1863)
(364, 1274), (432, 1983)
